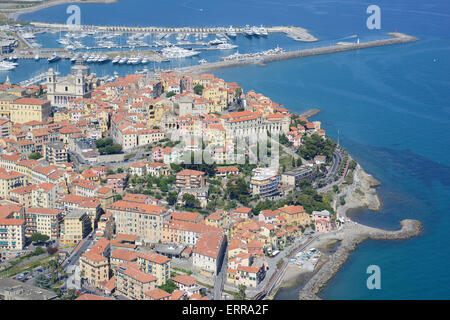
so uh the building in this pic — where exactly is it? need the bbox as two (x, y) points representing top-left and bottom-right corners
(59, 210), (92, 245)
(9, 98), (51, 124)
(0, 278), (57, 300)
(0, 218), (25, 250)
(46, 61), (99, 107)
(25, 207), (62, 239)
(144, 288), (171, 300)
(176, 169), (206, 189)
(250, 168), (280, 198)
(115, 262), (157, 300)
(107, 200), (170, 244)
(171, 274), (200, 296)
(136, 251), (171, 286)
(278, 205), (311, 226)
(45, 141), (67, 165)
(31, 183), (61, 209)
(0, 169), (26, 199)
(192, 229), (226, 276)
(80, 237), (111, 288)
(281, 166), (315, 186)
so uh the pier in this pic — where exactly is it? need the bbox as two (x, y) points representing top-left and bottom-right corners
(183, 33), (419, 74)
(29, 22), (318, 42)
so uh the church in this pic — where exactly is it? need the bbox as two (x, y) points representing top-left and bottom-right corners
(46, 59), (100, 107)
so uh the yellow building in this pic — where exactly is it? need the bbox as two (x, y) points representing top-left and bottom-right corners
(136, 252), (171, 286)
(59, 210), (92, 245)
(115, 262), (157, 300)
(278, 205), (311, 226)
(0, 93), (17, 119)
(0, 169), (26, 199)
(80, 238), (110, 288)
(9, 98), (51, 124)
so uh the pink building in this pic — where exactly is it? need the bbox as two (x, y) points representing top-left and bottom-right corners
(106, 173), (128, 193)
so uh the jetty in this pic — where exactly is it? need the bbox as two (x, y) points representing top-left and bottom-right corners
(298, 219), (422, 300)
(29, 22), (318, 42)
(185, 32), (418, 74)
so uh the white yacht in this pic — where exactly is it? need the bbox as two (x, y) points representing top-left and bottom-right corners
(252, 26), (261, 36)
(48, 53), (60, 62)
(216, 43), (238, 50)
(209, 38), (225, 46)
(22, 32), (35, 40)
(118, 57), (128, 64)
(198, 59), (207, 65)
(161, 46), (200, 59)
(244, 25), (254, 36)
(0, 60), (17, 70)
(226, 26), (237, 38)
(259, 25), (268, 36)
(112, 55), (121, 64)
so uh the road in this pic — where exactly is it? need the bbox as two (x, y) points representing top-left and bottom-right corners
(252, 234), (319, 300)
(62, 231), (95, 290)
(213, 242), (228, 300)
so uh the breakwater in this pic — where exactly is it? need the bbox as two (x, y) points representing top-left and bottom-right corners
(298, 219), (422, 300)
(186, 32), (418, 74)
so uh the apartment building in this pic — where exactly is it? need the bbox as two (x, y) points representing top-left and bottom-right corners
(0, 168), (26, 199)
(80, 237), (111, 288)
(45, 141), (68, 166)
(136, 251), (171, 286)
(10, 184), (38, 208)
(175, 169), (206, 189)
(0, 218), (25, 250)
(31, 183), (61, 209)
(192, 229), (226, 276)
(115, 262), (157, 300)
(107, 200), (170, 244)
(59, 210), (92, 245)
(25, 207), (63, 239)
(250, 167), (280, 199)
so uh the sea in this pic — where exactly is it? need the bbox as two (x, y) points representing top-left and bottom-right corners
(15, 0), (450, 299)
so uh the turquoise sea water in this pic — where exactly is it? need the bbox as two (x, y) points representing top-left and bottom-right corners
(19, 0), (450, 299)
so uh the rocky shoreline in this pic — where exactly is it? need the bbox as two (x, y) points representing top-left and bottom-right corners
(297, 165), (422, 300)
(298, 219), (422, 300)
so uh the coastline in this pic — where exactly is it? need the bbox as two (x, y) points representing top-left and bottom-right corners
(269, 165), (422, 300)
(6, 0), (117, 21)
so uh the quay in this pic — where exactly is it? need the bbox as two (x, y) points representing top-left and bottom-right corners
(184, 32), (418, 74)
(29, 22), (318, 42)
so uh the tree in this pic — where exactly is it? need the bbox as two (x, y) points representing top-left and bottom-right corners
(298, 134), (336, 161)
(182, 193), (200, 208)
(28, 152), (42, 160)
(349, 159), (357, 171)
(167, 192), (178, 205)
(226, 178), (250, 205)
(34, 274), (52, 289)
(159, 279), (177, 294)
(47, 247), (58, 255)
(166, 91), (176, 98)
(194, 84), (204, 95)
(30, 232), (49, 243)
(235, 284), (247, 300)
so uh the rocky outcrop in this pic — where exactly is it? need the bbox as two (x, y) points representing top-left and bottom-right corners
(298, 219), (422, 300)
(337, 164), (381, 216)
